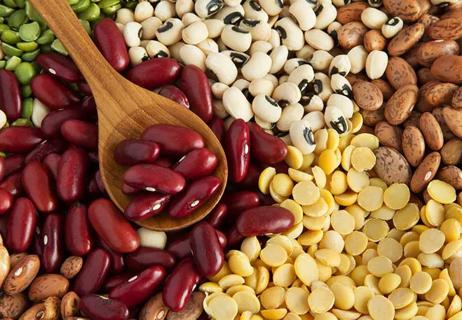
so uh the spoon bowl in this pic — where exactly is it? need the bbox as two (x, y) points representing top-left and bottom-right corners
(30, 0), (228, 231)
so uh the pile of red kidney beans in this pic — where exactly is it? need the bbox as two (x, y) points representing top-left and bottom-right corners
(0, 18), (294, 319)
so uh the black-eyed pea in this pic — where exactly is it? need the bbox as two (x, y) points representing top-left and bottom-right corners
(310, 50), (334, 72)
(288, 64), (315, 94)
(305, 29), (335, 51)
(382, 16), (404, 38)
(155, 18), (183, 46)
(273, 17), (304, 51)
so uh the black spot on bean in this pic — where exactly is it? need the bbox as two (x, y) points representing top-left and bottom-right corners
(276, 0), (283, 8)
(206, 0), (224, 16)
(312, 79), (323, 95)
(314, 4), (323, 15)
(229, 52), (249, 67)
(278, 100), (290, 108)
(231, 25), (249, 34)
(330, 117), (348, 134)
(225, 12), (244, 25)
(265, 95), (280, 107)
(242, 88), (253, 102)
(142, 55), (150, 62)
(249, 0), (262, 11)
(330, 30), (338, 45)
(386, 17), (400, 26)
(274, 26), (287, 39)
(368, 0), (382, 7)
(157, 21), (173, 33)
(330, 66), (347, 77)
(336, 84), (353, 98)
(305, 0), (317, 6)
(155, 51), (169, 58)
(303, 127), (315, 145)
(300, 95), (314, 106)
(241, 18), (260, 27)
(298, 79), (311, 94)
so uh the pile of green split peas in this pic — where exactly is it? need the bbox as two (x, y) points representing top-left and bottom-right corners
(0, 0), (137, 128)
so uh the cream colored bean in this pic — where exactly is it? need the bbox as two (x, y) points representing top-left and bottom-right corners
(146, 40), (170, 58)
(361, 7), (388, 30)
(181, 20), (208, 44)
(175, 0), (194, 17)
(329, 54), (351, 76)
(259, 0), (283, 16)
(288, 64), (315, 94)
(206, 52), (238, 85)
(381, 17), (403, 39)
(315, 0), (337, 29)
(134, 1), (154, 22)
(129, 46), (148, 65)
(242, 52), (272, 81)
(211, 82), (229, 99)
(252, 94), (282, 123)
(273, 82), (302, 104)
(141, 17), (162, 40)
(223, 87), (253, 121)
(270, 46), (289, 74)
(249, 40), (272, 55)
(123, 22), (143, 47)
(221, 25), (252, 52)
(365, 50), (388, 80)
(289, 0), (316, 31)
(274, 17), (305, 51)
(290, 120), (316, 154)
(179, 44), (205, 69)
(116, 8), (134, 24)
(137, 228), (167, 249)
(303, 111), (325, 132)
(305, 29), (334, 51)
(347, 45), (367, 74)
(325, 106), (349, 135)
(310, 50), (334, 71)
(327, 94), (354, 118)
(304, 95), (324, 112)
(156, 18), (183, 46)
(194, 0), (223, 17)
(155, 1), (176, 21)
(249, 78), (275, 97)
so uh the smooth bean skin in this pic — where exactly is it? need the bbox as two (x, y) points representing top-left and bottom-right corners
(190, 222), (224, 276)
(41, 108), (86, 137)
(98, 239), (126, 274)
(43, 153), (61, 180)
(65, 203), (93, 257)
(109, 265), (166, 308)
(36, 52), (82, 82)
(238, 163), (261, 188)
(225, 191), (260, 214)
(209, 117), (225, 143)
(226, 225), (245, 247)
(236, 206), (295, 236)
(142, 124), (204, 155)
(61, 120), (98, 149)
(248, 123), (288, 164)
(88, 199), (140, 254)
(207, 203), (228, 228)
(124, 193), (171, 221)
(123, 164), (185, 195)
(114, 139), (160, 166)
(79, 294), (129, 320)
(0, 188), (13, 215)
(6, 198), (37, 253)
(127, 58), (181, 89)
(3, 154), (24, 177)
(57, 147), (89, 202)
(225, 119), (250, 183)
(104, 273), (133, 292)
(24, 139), (66, 164)
(0, 127), (43, 153)
(94, 18), (130, 72)
(173, 148), (218, 180)
(41, 213), (64, 273)
(0, 173), (22, 196)
(167, 230), (227, 259)
(168, 176), (221, 218)
(178, 65), (213, 123)
(74, 249), (111, 296)
(22, 160), (57, 213)
(126, 247), (176, 271)
(31, 74), (80, 110)
(162, 258), (201, 312)
(0, 70), (22, 120)
(158, 85), (190, 108)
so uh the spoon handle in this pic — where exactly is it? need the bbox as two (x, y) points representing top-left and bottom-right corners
(29, 0), (122, 94)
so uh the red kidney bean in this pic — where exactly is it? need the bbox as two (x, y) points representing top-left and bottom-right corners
(94, 18), (130, 72)
(216, 230), (227, 248)
(61, 119), (98, 149)
(24, 138), (67, 164)
(226, 225), (245, 247)
(22, 160), (57, 213)
(248, 123), (288, 164)
(238, 163), (262, 188)
(109, 265), (166, 308)
(104, 273), (133, 292)
(236, 206), (294, 236)
(0, 172), (22, 196)
(41, 108), (86, 137)
(154, 157), (174, 168)
(126, 247), (176, 271)
(127, 58), (181, 89)
(0, 70), (21, 120)
(81, 95), (96, 114)
(41, 213), (64, 273)
(114, 139), (160, 166)
(65, 203), (93, 256)
(0, 127), (43, 153)
(190, 222), (224, 276)
(123, 164), (185, 194)
(22, 160), (58, 212)
(98, 239), (126, 274)
(173, 148), (218, 181)
(0, 188), (13, 215)
(88, 199), (140, 253)
(158, 85), (190, 108)
(224, 191), (260, 214)
(166, 229), (226, 259)
(32, 225), (42, 256)
(142, 124), (204, 155)
(122, 183), (138, 194)
(124, 193), (171, 221)
(6, 198), (37, 253)
(162, 258), (201, 312)
(207, 203), (228, 228)
(94, 170), (106, 194)
(3, 154), (24, 177)
(209, 117), (225, 143)
(57, 147), (88, 202)
(79, 82), (93, 96)
(225, 119), (250, 183)
(168, 176), (221, 218)
(0, 215), (7, 240)
(36, 52), (82, 82)
(43, 153), (61, 180)
(178, 65), (213, 123)
(0, 157), (4, 182)
(31, 74), (80, 110)
(74, 248), (112, 296)
(80, 294), (129, 320)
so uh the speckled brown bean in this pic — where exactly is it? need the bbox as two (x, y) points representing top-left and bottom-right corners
(19, 303), (46, 320)
(371, 79), (394, 100)
(336, 2), (368, 24)
(60, 256), (83, 280)
(431, 55), (462, 84)
(352, 81), (383, 111)
(28, 274), (69, 302)
(363, 30), (386, 52)
(362, 109), (385, 126)
(0, 294), (28, 319)
(415, 40), (460, 67)
(4, 255), (40, 295)
(417, 81), (458, 112)
(419, 13), (439, 32)
(374, 121), (402, 151)
(401, 126), (426, 167)
(384, 0), (427, 22)
(438, 166), (462, 190)
(337, 22), (368, 50)
(428, 18), (462, 40)
(385, 57), (417, 90)
(166, 292), (205, 320)
(419, 112), (444, 150)
(374, 146), (412, 185)
(384, 85), (419, 125)
(441, 139), (462, 165)
(410, 151), (441, 193)
(432, 108), (455, 141)
(417, 68), (437, 84)
(388, 23), (425, 56)
(60, 291), (80, 318)
(443, 106), (462, 139)
(10, 253), (26, 269)
(139, 293), (168, 320)
(452, 87), (462, 109)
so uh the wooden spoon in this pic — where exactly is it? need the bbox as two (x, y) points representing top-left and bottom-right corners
(30, 0), (228, 231)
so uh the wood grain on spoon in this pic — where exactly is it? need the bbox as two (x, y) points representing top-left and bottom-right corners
(30, 0), (228, 231)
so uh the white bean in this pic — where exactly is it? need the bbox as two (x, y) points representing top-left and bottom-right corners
(129, 46), (148, 65)
(212, 82), (230, 99)
(288, 64), (315, 94)
(290, 120), (316, 154)
(241, 52), (272, 81)
(277, 102), (304, 131)
(365, 50), (388, 80)
(123, 22), (143, 47)
(249, 21), (272, 42)
(303, 111), (325, 131)
(289, 0), (316, 31)
(206, 52), (238, 85)
(324, 106), (349, 135)
(259, 0), (283, 16)
(274, 17), (304, 51)
(272, 82), (301, 104)
(182, 20), (208, 44)
(305, 29), (334, 51)
(134, 2), (154, 22)
(304, 94), (324, 112)
(222, 50), (250, 68)
(250, 40), (273, 54)
(197, 38), (219, 55)
(232, 79), (250, 90)
(284, 58), (307, 74)
(255, 116), (273, 130)
(330, 74), (352, 98)
(181, 12), (201, 26)
(310, 50), (333, 71)
(314, 72), (333, 102)
(329, 54), (351, 76)
(252, 94), (282, 123)
(204, 19), (225, 38)
(264, 74), (279, 88)
(314, 0), (337, 30)
(146, 40), (170, 57)
(168, 41), (185, 60)
(180, 44), (206, 69)
(138, 228), (167, 249)
(155, 0), (176, 21)
(296, 45), (315, 60)
(116, 8), (134, 24)
(215, 5), (244, 24)
(31, 99), (49, 127)
(141, 17), (162, 40)
(361, 7), (388, 30)
(327, 93), (354, 118)
(225, 0), (241, 7)
(221, 25), (252, 52)
(223, 87), (254, 121)
(327, 21), (342, 39)
(115, 22), (124, 32)
(381, 17), (403, 38)
(175, 0), (194, 17)
(156, 18), (184, 46)
(347, 45), (367, 74)
(279, 75), (289, 84)
(249, 78), (275, 96)
(243, 0), (269, 22)
(270, 45), (289, 74)
(269, 29), (281, 48)
(195, 0), (224, 18)
(213, 99), (229, 119)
